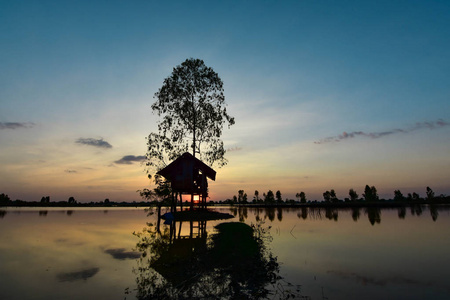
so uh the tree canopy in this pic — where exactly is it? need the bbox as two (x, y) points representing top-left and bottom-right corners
(147, 58), (235, 177)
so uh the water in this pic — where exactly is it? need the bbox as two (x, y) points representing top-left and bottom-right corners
(0, 205), (449, 299)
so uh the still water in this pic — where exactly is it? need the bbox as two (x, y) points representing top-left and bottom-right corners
(0, 205), (449, 299)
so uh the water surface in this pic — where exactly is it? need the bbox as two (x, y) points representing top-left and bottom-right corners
(0, 205), (449, 299)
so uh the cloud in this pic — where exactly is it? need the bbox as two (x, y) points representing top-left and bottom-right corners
(315, 119), (449, 144)
(115, 155), (146, 164)
(227, 146), (243, 152)
(64, 169), (77, 173)
(75, 138), (112, 149)
(0, 122), (35, 130)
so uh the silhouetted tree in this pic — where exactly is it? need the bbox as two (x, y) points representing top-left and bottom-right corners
(104, 198), (110, 204)
(275, 190), (283, 203)
(264, 190), (275, 204)
(363, 185), (378, 202)
(412, 192), (421, 201)
(349, 189), (358, 202)
(68, 197), (76, 204)
(323, 191), (331, 202)
(238, 190), (244, 204)
(145, 58), (235, 209)
(299, 191), (306, 203)
(40, 196), (50, 204)
(393, 190), (404, 202)
(253, 190), (260, 203)
(0, 193), (11, 206)
(426, 187), (435, 201)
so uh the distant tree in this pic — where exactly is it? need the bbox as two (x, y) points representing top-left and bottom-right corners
(232, 195), (238, 204)
(40, 196), (50, 204)
(426, 187), (435, 201)
(243, 193), (248, 203)
(299, 191), (306, 203)
(407, 193), (413, 202)
(393, 190), (404, 202)
(254, 190), (260, 202)
(323, 191), (331, 202)
(68, 197), (76, 204)
(0, 193), (11, 206)
(349, 189), (358, 202)
(295, 193), (300, 202)
(265, 190), (275, 204)
(104, 198), (110, 204)
(275, 190), (283, 203)
(412, 192), (421, 201)
(238, 190), (245, 204)
(330, 189), (338, 202)
(363, 185), (378, 202)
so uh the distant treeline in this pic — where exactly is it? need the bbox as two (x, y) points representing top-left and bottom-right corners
(1, 185), (450, 208)
(0, 194), (153, 207)
(224, 186), (450, 206)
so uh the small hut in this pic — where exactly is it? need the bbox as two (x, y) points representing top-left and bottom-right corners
(157, 152), (216, 211)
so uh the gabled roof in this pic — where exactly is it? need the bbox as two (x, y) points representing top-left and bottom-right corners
(157, 152), (216, 181)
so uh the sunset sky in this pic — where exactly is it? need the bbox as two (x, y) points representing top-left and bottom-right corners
(1, 0), (449, 202)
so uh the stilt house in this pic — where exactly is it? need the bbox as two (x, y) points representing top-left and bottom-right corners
(157, 152), (216, 211)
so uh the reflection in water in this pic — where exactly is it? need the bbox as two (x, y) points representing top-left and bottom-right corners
(365, 207), (381, 225)
(56, 267), (99, 282)
(39, 210), (48, 216)
(0, 210), (6, 218)
(133, 220), (304, 299)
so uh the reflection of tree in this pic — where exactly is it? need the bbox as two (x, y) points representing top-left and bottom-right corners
(0, 210), (6, 218)
(398, 207), (406, 219)
(325, 207), (338, 221)
(276, 207), (283, 222)
(132, 220), (304, 299)
(297, 207), (308, 220)
(351, 207), (360, 221)
(365, 207), (381, 225)
(429, 204), (439, 221)
(265, 207), (276, 222)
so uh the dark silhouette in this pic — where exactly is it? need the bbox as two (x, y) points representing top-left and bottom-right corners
(145, 58), (234, 212)
(349, 188), (358, 202)
(157, 152), (216, 211)
(132, 220), (303, 299)
(363, 185), (379, 202)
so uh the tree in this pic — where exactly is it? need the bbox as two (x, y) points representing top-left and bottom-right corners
(238, 190), (245, 204)
(363, 185), (378, 202)
(275, 190), (283, 203)
(145, 58), (235, 209)
(265, 190), (275, 204)
(393, 190), (404, 202)
(426, 187), (435, 201)
(40, 196), (50, 204)
(0, 193), (11, 206)
(147, 58), (235, 171)
(323, 191), (331, 202)
(68, 197), (76, 204)
(254, 190), (260, 203)
(349, 189), (358, 202)
(299, 192), (306, 203)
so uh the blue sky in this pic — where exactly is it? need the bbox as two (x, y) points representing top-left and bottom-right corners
(1, 0), (449, 202)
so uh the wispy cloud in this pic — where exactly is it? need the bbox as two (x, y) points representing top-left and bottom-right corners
(227, 146), (243, 152)
(64, 169), (77, 174)
(315, 119), (449, 144)
(115, 155), (146, 164)
(0, 122), (35, 130)
(75, 138), (112, 149)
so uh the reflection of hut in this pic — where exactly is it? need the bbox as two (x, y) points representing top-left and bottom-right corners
(157, 152), (216, 211)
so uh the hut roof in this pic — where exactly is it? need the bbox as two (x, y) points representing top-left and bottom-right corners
(157, 152), (216, 181)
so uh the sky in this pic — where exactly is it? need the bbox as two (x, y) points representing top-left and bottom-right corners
(1, 0), (449, 202)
